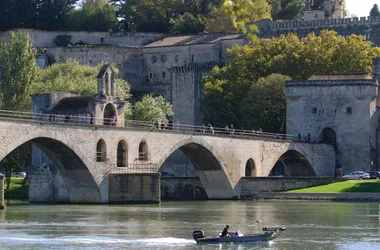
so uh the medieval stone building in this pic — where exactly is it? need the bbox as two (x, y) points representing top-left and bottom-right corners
(286, 59), (380, 173)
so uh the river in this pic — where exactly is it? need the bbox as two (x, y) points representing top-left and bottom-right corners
(0, 200), (379, 249)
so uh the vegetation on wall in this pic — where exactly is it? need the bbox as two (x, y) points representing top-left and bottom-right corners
(201, 30), (380, 132)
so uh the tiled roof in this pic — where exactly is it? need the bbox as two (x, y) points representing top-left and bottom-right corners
(144, 33), (244, 48)
(309, 73), (373, 80)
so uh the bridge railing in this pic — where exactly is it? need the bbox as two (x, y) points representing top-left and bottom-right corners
(109, 163), (159, 174)
(0, 109), (297, 141)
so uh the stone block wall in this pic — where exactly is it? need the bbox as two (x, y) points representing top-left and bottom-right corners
(256, 17), (380, 45)
(0, 29), (163, 47)
(108, 173), (160, 203)
(161, 177), (207, 200)
(239, 177), (337, 197)
(286, 79), (378, 173)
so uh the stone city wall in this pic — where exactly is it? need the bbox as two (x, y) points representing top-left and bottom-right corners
(161, 177), (207, 200)
(0, 29), (163, 47)
(257, 16), (380, 45)
(108, 173), (160, 204)
(239, 177), (339, 197)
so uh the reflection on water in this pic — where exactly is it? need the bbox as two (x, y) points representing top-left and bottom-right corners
(0, 200), (380, 249)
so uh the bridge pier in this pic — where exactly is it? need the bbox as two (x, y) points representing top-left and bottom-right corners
(0, 174), (4, 209)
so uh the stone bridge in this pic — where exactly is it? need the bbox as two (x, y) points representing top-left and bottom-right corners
(0, 117), (335, 203)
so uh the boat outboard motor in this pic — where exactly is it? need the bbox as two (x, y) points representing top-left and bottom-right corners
(193, 230), (205, 240)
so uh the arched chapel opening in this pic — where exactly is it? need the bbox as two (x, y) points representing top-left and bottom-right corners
(117, 140), (128, 167)
(245, 158), (256, 177)
(103, 103), (116, 125)
(138, 141), (148, 161)
(96, 139), (107, 162)
(321, 127), (336, 145)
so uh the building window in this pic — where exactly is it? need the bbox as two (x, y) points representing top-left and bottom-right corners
(162, 71), (166, 78)
(312, 107), (317, 114)
(346, 107), (352, 114)
(152, 55), (157, 63)
(191, 55), (194, 63)
(149, 73), (153, 79)
(175, 55), (179, 62)
(161, 55), (166, 62)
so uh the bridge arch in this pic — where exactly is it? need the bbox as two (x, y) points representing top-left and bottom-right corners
(103, 103), (116, 125)
(268, 148), (316, 177)
(158, 138), (234, 199)
(0, 129), (104, 203)
(245, 158), (256, 177)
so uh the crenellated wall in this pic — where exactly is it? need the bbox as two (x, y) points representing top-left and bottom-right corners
(257, 16), (380, 45)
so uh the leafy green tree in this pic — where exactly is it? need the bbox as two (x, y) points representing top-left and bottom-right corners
(201, 31), (380, 131)
(133, 95), (174, 122)
(1, 143), (31, 190)
(204, 6), (237, 33)
(0, 31), (38, 111)
(170, 13), (205, 35)
(67, 0), (118, 32)
(223, 0), (271, 40)
(241, 74), (290, 132)
(37, 0), (77, 30)
(370, 4), (380, 17)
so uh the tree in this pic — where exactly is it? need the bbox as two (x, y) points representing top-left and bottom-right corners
(170, 13), (205, 35)
(31, 58), (132, 116)
(133, 95), (174, 122)
(201, 31), (380, 131)
(370, 4), (380, 17)
(204, 6), (236, 33)
(223, 0), (271, 40)
(0, 31), (38, 111)
(1, 143), (31, 190)
(67, 0), (118, 32)
(241, 74), (290, 132)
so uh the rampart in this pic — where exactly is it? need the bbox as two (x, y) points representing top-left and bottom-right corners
(0, 29), (163, 48)
(257, 16), (380, 45)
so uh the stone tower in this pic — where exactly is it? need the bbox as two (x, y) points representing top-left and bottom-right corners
(168, 64), (215, 125)
(324, 0), (344, 19)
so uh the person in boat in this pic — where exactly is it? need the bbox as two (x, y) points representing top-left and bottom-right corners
(221, 224), (233, 237)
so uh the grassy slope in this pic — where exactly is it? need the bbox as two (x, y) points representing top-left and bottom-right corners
(4, 178), (28, 199)
(288, 180), (380, 193)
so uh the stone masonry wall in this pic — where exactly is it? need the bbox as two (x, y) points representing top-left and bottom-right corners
(257, 16), (380, 45)
(239, 177), (338, 197)
(161, 177), (207, 200)
(108, 173), (160, 203)
(0, 29), (163, 47)
(286, 80), (378, 173)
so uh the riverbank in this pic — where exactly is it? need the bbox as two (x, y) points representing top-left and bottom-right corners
(252, 192), (380, 201)
(4, 178), (28, 200)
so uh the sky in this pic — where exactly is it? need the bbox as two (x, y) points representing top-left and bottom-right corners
(346, 0), (378, 17)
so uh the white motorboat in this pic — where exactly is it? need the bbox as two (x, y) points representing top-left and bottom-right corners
(192, 227), (286, 244)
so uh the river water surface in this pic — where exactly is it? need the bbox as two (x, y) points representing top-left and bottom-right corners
(1, 200), (380, 249)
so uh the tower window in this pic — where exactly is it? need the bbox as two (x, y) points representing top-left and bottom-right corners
(312, 107), (317, 114)
(162, 71), (166, 78)
(346, 107), (352, 113)
(149, 73), (153, 79)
